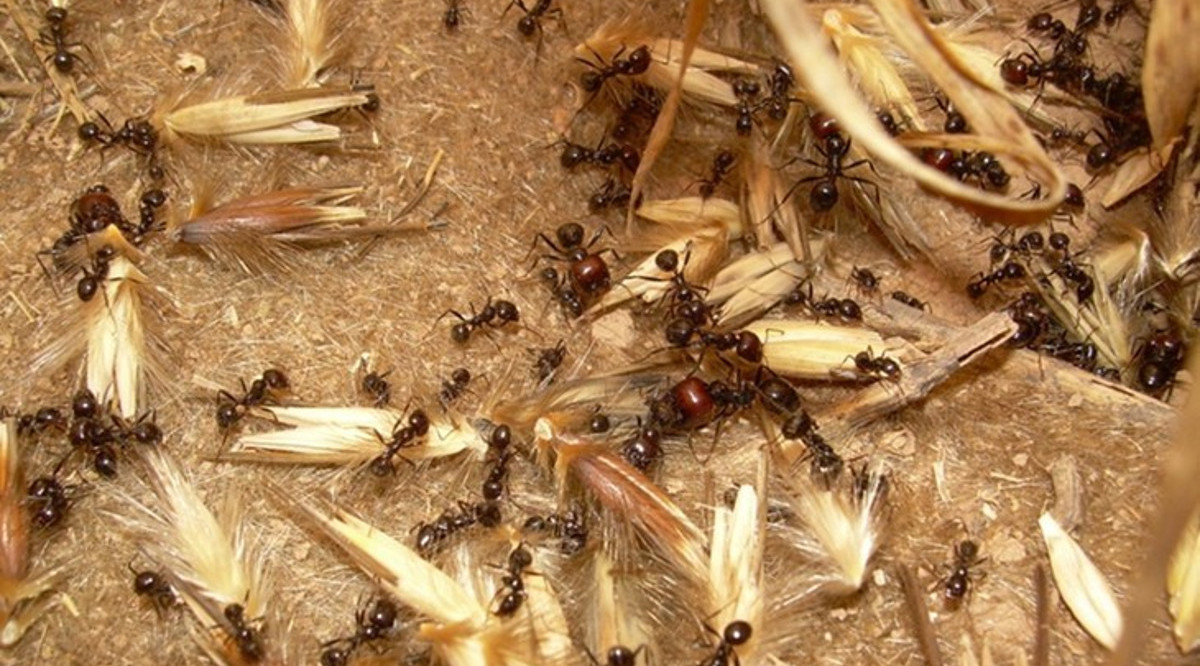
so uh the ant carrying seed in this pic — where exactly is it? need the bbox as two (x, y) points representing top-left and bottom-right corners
(943, 539), (984, 608)
(442, 0), (469, 30)
(531, 340), (567, 384)
(493, 544), (534, 617)
(697, 150), (736, 199)
(439, 368), (472, 406)
(216, 368), (290, 432)
(319, 597), (398, 666)
(441, 297), (520, 344)
(698, 620), (753, 666)
(223, 603), (265, 662)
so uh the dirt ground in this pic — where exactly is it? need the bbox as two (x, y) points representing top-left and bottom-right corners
(0, 0), (1192, 664)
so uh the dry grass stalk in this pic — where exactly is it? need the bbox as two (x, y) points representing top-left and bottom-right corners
(164, 87), (371, 144)
(1039, 513), (1123, 650)
(898, 563), (944, 666)
(0, 419), (66, 647)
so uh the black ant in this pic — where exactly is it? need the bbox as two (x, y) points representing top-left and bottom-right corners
(877, 109), (902, 135)
(531, 340), (567, 383)
(216, 368), (290, 431)
(588, 178), (632, 213)
(761, 61), (796, 121)
(698, 150), (736, 199)
(223, 603), (265, 662)
(502, 0), (564, 50)
(481, 424), (513, 501)
(319, 598), (398, 666)
(39, 7), (87, 74)
(556, 137), (639, 174)
(577, 44), (651, 96)
(697, 620), (753, 666)
(533, 222), (618, 300)
(943, 539), (984, 608)
(787, 284), (863, 323)
(369, 408), (430, 476)
(441, 297), (520, 344)
(850, 266), (880, 295)
(845, 348), (901, 381)
(933, 96), (968, 134)
(130, 563), (177, 613)
(523, 507), (588, 554)
(439, 368), (472, 405)
(966, 259), (1027, 299)
(75, 246), (114, 302)
(779, 131), (876, 214)
(413, 500), (501, 557)
(442, 0), (468, 30)
(360, 368), (392, 407)
(27, 473), (71, 528)
(541, 266), (586, 317)
(890, 290), (929, 311)
(493, 544), (534, 617)
(620, 423), (662, 472)
(1134, 327), (1187, 397)
(732, 78), (762, 136)
(586, 645), (644, 666)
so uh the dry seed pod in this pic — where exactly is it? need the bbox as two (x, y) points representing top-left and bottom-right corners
(225, 405), (484, 465)
(587, 231), (725, 314)
(744, 320), (889, 380)
(164, 87), (372, 144)
(708, 484), (763, 662)
(1039, 513), (1123, 650)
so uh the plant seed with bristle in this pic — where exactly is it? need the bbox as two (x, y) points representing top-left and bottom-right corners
(1168, 509), (1200, 652)
(708, 484), (763, 661)
(164, 87), (371, 143)
(1039, 512), (1123, 650)
(744, 320), (889, 380)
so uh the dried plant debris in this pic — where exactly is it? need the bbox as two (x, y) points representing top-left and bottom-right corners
(1169, 509), (1200, 653)
(1039, 513), (1123, 650)
(0, 418), (67, 647)
(121, 449), (286, 665)
(164, 87), (375, 144)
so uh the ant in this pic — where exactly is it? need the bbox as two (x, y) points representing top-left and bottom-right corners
(369, 408), (430, 476)
(586, 645), (644, 666)
(877, 109), (902, 136)
(524, 507), (588, 554)
(966, 259), (1026, 299)
(413, 500), (501, 557)
(27, 473), (71, 528)
(648, 376), (716, 433)
(780, 131), (876, 214)
(732, 78), (762, 136)
(75, 246), (115, 302)
(698, 150), (736, 199)
(39, 7), (88, 74)
(588, 178), (633, 213)
(482, 425), (513, 501)
(531, 340), (567, 383)
(1134, 327), (1187, 397)
(541, 267), (586, 317)
(588, 411), (611, 433)
(761, 61), (796, 121)
(933, 96), (968, 134)
(319, 598), (397, 666)
(845, 348), (901, 381)
(442, 0), (469, 31)
(788, 284), (863, 323)
(441, 297), (520, 344)
(130, 563), (177, 613)
(223, 603), (265, 662)
(620, 423), (662, 472)
(533, 222), (618, 300)
(502, 0), (564, 50)
(890, 290), (929, 311)
(577, 44), (651, 96)
(943, 539), (984, 608)
(493, 544), (534, 617)
(216, 368), (290, 431)
(360, 368), (392, 407)
(850, 266), (880, 295)
(439, 368), (472, 406)
(697, 620), (753, 666)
